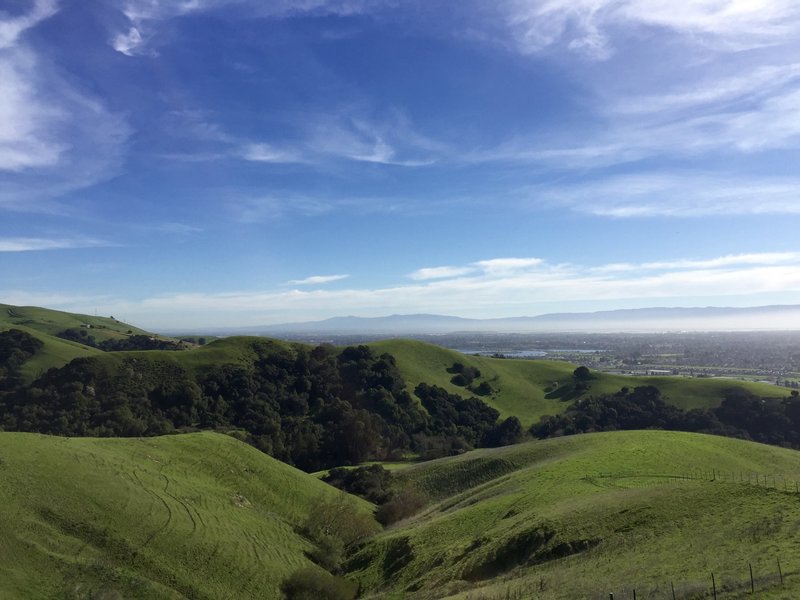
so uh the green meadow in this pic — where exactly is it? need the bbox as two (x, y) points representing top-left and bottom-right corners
(348, 430), (800, 599)
(0, 431), (370, 599)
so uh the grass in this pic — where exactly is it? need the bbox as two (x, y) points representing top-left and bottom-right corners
(346, 430), (800, 599)
(369, 339), (784, 426)
(0, 303), (149, 340)
(0, 431), (373, 599)
(0, 303), (158, 381)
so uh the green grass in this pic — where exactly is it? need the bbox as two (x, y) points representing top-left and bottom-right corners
(0, 431), (372, 599)
(0, 304), (150, 340)
(0, 323), (101, 381)
(347, 430), (800, 599)
(0, 303), (160, 381)
(369, 339), (784, 426)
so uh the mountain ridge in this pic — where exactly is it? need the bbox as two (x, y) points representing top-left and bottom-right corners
(176, 304), (800, 335)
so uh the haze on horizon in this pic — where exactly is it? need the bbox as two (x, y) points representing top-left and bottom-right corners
(3, 1), (800, 330)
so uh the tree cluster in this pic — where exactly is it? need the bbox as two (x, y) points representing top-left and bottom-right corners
(530, 385), (800, 449)
(0, 329), (43, 393)
(0, 341), (511, 471)
(57, 328), (185, 351)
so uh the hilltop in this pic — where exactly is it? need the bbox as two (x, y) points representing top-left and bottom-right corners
(0, 304), (168, 381)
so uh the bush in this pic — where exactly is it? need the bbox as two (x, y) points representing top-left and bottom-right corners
(281, 567), (357, 600)
(303, 493), (380, 571)
(375, 488), (425, 526)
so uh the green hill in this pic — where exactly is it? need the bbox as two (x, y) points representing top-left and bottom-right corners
(0, 431), (371, 599)
(0, 304), (157, 381)
(0, 304), (150, 340)
(348, 430), (800, 599)
(369, 339), (783, 426)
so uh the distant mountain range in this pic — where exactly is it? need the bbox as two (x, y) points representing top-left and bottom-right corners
(188, 305), (800, 335)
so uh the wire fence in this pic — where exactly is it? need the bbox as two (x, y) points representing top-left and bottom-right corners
(466, 558), (790, 600)
(458, 470), (800, 600)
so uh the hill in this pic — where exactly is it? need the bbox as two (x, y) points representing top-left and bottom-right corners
(348, 430), (800, 599)
(369, 339), (782, 426)
(0, 304), (157, 381)
(0, 304), (150, 340)
(0, 431), (371, 599)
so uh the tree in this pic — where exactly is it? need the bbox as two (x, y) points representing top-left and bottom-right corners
(573, 366), (591, 381)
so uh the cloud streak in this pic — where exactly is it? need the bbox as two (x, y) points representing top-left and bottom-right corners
(528, 174), (800, 218)
(287, 274), (350, 286)
(0, 237), (109, 252)
(33, 251), (800, 328)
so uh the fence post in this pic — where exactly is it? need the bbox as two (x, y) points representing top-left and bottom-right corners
(778, 558), (784, 584)
(749, 563), (754, 593)
(712, 572), (717, 600)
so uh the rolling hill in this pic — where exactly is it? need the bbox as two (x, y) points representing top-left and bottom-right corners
(0, 304), (154, 381)
(0, 431), (371, 599)
(370, 339), (783, 426)
(348, 430), (800, 599)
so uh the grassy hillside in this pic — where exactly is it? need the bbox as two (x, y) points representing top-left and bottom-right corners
(0, 431), (370, 599)
(0, 304), (150, 340)
(0, 323), (101, 381)
(349, 430), (800, 599)
(0, 304), (156, 381)
(370, 339), (783, 426)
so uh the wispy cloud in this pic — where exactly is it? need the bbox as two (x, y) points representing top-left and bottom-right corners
(67, 251), (800, 328)
(500, 0), (800, 59)
(110, 0), (387, 56)
(0, 0), (58, 49)
(592, 253), (800, 273)
(528, 173), (800, 218)
(287, 274), (350, 286)
(0, 237), (109, 252)
(0, 4), (130, 213)
(408, 266), (475, 281)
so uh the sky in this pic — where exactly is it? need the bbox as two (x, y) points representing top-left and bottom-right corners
(2, 0), (800, 330)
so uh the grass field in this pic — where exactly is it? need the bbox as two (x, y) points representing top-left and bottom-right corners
(0, 431), (371, 599)
(347, 430), (800, 599)
(370, 339), (784, 426)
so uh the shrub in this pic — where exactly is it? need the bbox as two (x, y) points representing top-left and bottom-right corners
(281, 567), (357, 600)
(375, 488), (425, 526)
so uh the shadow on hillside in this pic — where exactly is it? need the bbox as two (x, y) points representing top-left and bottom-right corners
(545, 384), (586, 402)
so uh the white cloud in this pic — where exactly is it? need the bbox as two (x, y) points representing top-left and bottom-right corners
(62, 251), (800, 328)
(110, 0), (386, 55)
(408, 266), (475, 281)
(287, 274), (350, 285)
(240, 143), (304, 164)
(501, 0), (800, 59)
(474, 257), (545, 274)
(0, 0), (58, 49)
(530, 173), (800, 218)
(111, 27), (150, 57)
(0, 4), (130, 212)
(0, 237), (108, 252)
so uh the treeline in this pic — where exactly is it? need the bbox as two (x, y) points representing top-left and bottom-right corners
(0, 335), (517, 471)
(530, 385), (800, 448)
(57, 328), (185, 351)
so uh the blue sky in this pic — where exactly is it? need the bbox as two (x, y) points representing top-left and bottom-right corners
(3, 0), (800, 329)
